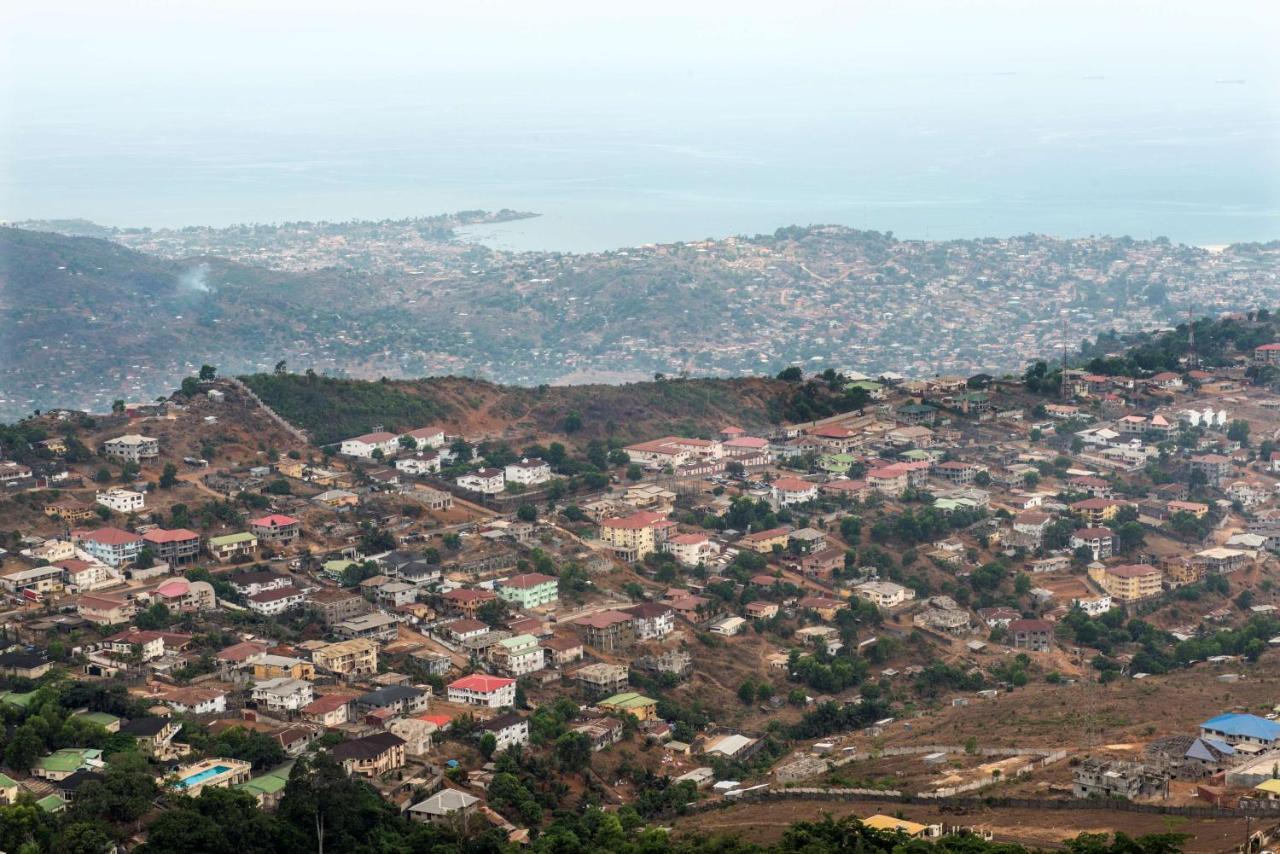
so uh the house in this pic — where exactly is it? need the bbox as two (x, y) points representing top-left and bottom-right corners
(311, 638), (379, 677)
(861, 815), (939, 839)
(1201, 713), (1280, 747)
(478, 712), (529, 752)
(94, 488), (145, 514)
(440, 588), (498, 619)
(1070, 527), (1114, 561)
(101, 434), (159, 463)
(854, 580), (915, 609)
(155, 686), (228, 715)
(664, 533), (719, 567)
(770, 477), (818, 507)
(934, 461), (985, 485)
(0, 650), (52, 679)
(574, 610), (637, 652)
(573, 717), (626, 751)
(542, 636), (585, 668)
(330, 732), (406, 777)
(56, 559), (116, 592)
(1189, 454), (1233, 488)
(400, 427), (445, 449)
(339, 431), (400, 459)
(1010, 511), (1051, 547)
(797, 595), (850, 622)
(75, 528), (143, 567)
(456, 468), (505, 495)
(247, 586), (307, 616)
(504, 458), (552, 486)
(228, 570), (293, 598)
(1089, 563), (1163, 603)
(76, 594), (137, 626)
(799, 547), (845, 579)
(867, 464), (910, 494)
(1254, 343), (1280, 365)
(745, 601), (779, 620)
(119, 717), (182, 758)
(355, 685), (430, 717)
(1008, 619), (1054, 652)
(251, 654), (316, 681)
(444, 618), (489, 643)
(1148, 371), (1183, 390)
(740, 527), (791, 554)
(447, 674), (516, 708)
(489, 634), (545, 677)
(597, 692), (658, 721)
(139, 577), (216, 612)
(396, 455), (442, 476)
(301, 693), (357, 727)
(370, 580), (418, 609)
(1070, 498), (1128, 525)
(334, 612), (400, 642)
(624, 436), (724, 468)
(141, 528), (201, 567)
(409, 789), (480, 826)
(1069, 475), (1114, 498)
(598, 511), (673, 561)
(496, 573), (558, 609)
(0, 564), (64, 598)
(43, 501), (96, 523)
(624, 602), (674, 641)
(252, 677), (315, 714)
(207, 532), (258, 563)
(251, 514), (301, 546)
(313, 489), (359, 508)
(34, 749), (104, 782)
(709, 615), (747, 636)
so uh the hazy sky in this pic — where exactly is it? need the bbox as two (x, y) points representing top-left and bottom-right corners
(3, 1), (1277, 243)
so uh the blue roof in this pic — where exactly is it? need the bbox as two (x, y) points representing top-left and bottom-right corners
(1201, 713), (1280, 741)
(1185, 737), (1235, 762)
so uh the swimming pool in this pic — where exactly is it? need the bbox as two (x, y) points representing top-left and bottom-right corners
(180, 765), (231, 788)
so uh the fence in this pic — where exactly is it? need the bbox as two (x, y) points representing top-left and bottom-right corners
(225, 378), (311, 444)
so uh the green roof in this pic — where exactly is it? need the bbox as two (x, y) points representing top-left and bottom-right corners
(848, 381), (883, 391)
(74, 711), (120, 728)
(897, 404), (937, 414)
(899, 449), (932, 461)
(600, 692), (656, 709)
(208, 532), (257, 547)
(38, 748), (101, 773)
(238, 761), (294, 796)
(0, 772), (18, 789)
(35, 794), (65, 813)
(323, 559), (357, 573)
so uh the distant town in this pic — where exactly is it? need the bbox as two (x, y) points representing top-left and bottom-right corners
(6, 316), (1280, 849)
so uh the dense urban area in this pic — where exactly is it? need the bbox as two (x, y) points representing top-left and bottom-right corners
(3, 215), (1280, 420)
(6, 313), (1280, 851)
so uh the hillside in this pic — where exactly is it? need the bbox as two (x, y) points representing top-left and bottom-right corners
(240, 372), (799, 446)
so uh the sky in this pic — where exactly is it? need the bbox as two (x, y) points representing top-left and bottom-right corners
(2, 1), (1277, 244)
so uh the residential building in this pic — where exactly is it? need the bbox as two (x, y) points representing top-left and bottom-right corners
(95, 489), (144, 514)
(597, 692), (658, 721)
(252, 677), (315, 714)
(141, 528), (201, 567)
(207, 532), (258, 563)
(339, 431), (400, 459)
(496, 573), (558, 609)
(330, 732), (406, 777)
(75, 528), (143, 567)
(301, 693), (357, 727)
(1089, 563), (1163, 603)
(624, 602), (674, 641)
(739, 526), (791, 554)
(311, 638), (379, 677)
(1201, 714), (1280, 748)
(120, 717), (182, 758)
(571, 662), (629, 697)
(709, 615), (746, 636)
(401, 426), (446, 449)
(574, 610), (636, 652)
(76, 594), (137, 626)
(446, 674), (516, 708)
(489, 634), (545, 677)
(770, 477), (818, 507)
(101, 434), (159, 463)
(355, 685), (430, 717)
(456, 468), (505, 494)
(1189, 454), (1233, 488)
(854, 580), (916, 609)
(478, 713), (529, 752)
(598, 511), (672, 561)
(1009, 619), (1054, 652)
(504, 458), (552, 486)
(250, 514), (301, 546)
(228, 570), (292, 598)
(247, 586), (307, 616)
(440, 588), (498, 618)
(409, 789), (480, 826)
(1070, 498), (1128, 525)
(663, 533), (719, 567)
(542, 636), (584, 668)
(1070, 527), (1114, 561)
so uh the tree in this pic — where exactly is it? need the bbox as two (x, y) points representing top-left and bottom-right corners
(562, 411), (583, 434)
(1116, 521), (1146, 554)
(516, 504), (537, 523)
(198, 364), (217, 381)
(737, 680), (757, 704)
(159, 462), (178, 489)
(180, 376), (201, 397)
(555, 731), (592, 773)
(4, 726), (42, 772)
(1228, 419), (1251, 446)
(626, 463), (643, 481)
(479, 732), (497, 759)
(776, 366), (803, 382)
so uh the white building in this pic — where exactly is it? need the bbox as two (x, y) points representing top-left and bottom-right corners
(395, 455), (441, 476)
(339, 431), (400, 459)
(400, 427), (445, 449)
(447, 675), (516, 708)
(709, 615), (746, 636)
(101, 434), (159, 463)
(96, 489), (145, 514)
(663, 533), (720, 567)
(770, 477), (819, 507)
(246, 586), (308, 616)
(854, 580), (916, 609)
(252, 677), (315, 714)
(456, 468), (505, 494)
(504, 458), (552, 486)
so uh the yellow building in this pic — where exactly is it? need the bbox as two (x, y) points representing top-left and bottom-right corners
(311, 638), (379, 677)
(597, 692), (658, 721)
(253, 656), (316, 681)
(861, 815), (937, 839)
(1089, 563), (1163, 602)
(740, 527), (791, 554)
(598, 511), (669, 561)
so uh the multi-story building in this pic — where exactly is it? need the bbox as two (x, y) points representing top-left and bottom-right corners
(75, 528), (143, 567)
(456, 468), (506, 494)
(334, 612), (400, 642)
(570, 662), (630, 697)
(1089, 563), (1163, 603)
(504, 458), (552, 486)
(770, 477), (819, 507)
(101, 434), (159, 463)
(252, 677), (314, 714)
(740, 526), (791, 554)
(1070, 527), (1114, 561)
(141, 528), (201, 567)
(598, 511), (672, 561)
(1009, 619), (1054, 652)
(207, 532), (258, 562)
(330, 732), (406, 777)
(663, 533), (719, 567)
(573, 610), (636, 653)
(311, 638), (379, 677)
(489, 634), (545, 677)
(247, 586), (307, 616)
(1070, 498), (1127, 526)
(623, 602), (674, 641)
(95, 489), (144, 514)
(250, 514), (301, 546)
(496, 573), (558, 609)
(339, 431), (400, 459)
(1189, 454), (1233, 488)
(478, 713), (529, 753)
(447, 674), (516, 708)
(401, 427), (446, 449)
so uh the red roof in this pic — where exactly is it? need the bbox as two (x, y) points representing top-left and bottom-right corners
(442, 589), (497, 603)
(251, 514), (299, 528)
(600, 511), (668, 530)
(574, 610), (634, 629)
(142, 528), (199, 544)
(1108, 563), (1160, 578)
(500, 573), (557, 590)
(302, 693), (358, 714)
(448, 674), (515, 693)
(79, 527), (142, 546)
(1257, 344), (1280, 351)
(772, 477), (816, 492)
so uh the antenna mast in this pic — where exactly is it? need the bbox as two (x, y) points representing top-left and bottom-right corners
(1061, 314), (1069, 401)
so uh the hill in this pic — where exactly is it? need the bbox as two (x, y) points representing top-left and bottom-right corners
(240, 372), (806, 446)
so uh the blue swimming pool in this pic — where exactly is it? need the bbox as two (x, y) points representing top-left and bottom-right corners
(180, 765), (231, 788)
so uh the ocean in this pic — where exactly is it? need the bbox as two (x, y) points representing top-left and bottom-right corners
(3, 71), (1278, 252)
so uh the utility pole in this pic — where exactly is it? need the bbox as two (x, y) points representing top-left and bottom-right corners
(1061, 314), (1070, 401)
(1187, 306), (1197, 370)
